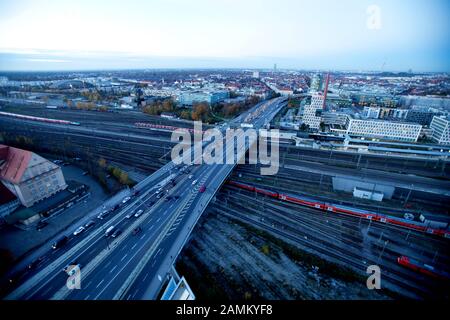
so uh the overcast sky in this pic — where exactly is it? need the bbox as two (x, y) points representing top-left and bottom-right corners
(0, 0), (449, 71)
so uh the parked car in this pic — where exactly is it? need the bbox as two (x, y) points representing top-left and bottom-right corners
(199, 185), (206, 193)
(192, 179), (198, 186)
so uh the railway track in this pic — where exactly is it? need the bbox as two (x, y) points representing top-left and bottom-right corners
(211, 187), (449, 298)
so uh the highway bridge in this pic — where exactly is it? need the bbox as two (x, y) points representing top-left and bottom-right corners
(5, 97), (286, 300)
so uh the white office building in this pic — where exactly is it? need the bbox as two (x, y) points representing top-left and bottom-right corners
(301, 94), (324, 130)
(345, 117), (422, 142)
(430, 116), (450, 145)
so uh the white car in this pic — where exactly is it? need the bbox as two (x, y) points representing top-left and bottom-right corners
(122, 196), (131, 204)
(73, 226), (85, 236)
(188, 174), (193, 179)
(134, 209), (144, 218)
(192, 179), (198, 186)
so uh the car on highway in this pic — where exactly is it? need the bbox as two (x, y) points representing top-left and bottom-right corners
(111, 229), (122, 238)
(122, 196), (131, 204)
(105, 226), (115, 237)
(192, 179), (198, 186)
(52, 236), (69, 250)
(27, 257), (44, 270)
(132, 227), (142, 236)
(126, 211), (134, 219)
(97, 210), (110, 220)
(36, 220), (49, 231)
(73, 226), (86, 236)
(82, 171), (89, 176)
(85, 220), (95, 228)
(134, 209), (144, 218)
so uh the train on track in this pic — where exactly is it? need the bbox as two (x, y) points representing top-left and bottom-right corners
(0, 111), (80, 126)
(135, 122), (203, 134)
(227, 180), (450, 238)
(397, 256), (450, 280)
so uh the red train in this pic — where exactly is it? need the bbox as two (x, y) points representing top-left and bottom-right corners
(397, 256), (450, 280)
(227, 180), (450, 239)
(0, 111), (80, 126)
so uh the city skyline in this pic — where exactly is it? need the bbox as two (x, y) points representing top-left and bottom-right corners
(0, 0), (449, 72)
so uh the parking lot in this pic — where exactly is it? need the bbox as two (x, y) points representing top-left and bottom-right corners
(0, 164), (108, 261)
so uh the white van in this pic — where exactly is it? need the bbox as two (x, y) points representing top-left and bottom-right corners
(105, 226), (115, 237)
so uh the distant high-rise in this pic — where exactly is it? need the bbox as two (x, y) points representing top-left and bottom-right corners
(252, 70), (260, 79)
(309, 74), (323, 93)
(273, 63), (277, 73)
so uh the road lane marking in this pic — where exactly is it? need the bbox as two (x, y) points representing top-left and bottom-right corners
(131, 243), (138, 250)
(120, 254), (128, 262)
(96, 279), (105, 289)
(109, 265), (118, 274)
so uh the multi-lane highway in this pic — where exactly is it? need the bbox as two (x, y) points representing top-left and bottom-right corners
(5, 97), (287, 300)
